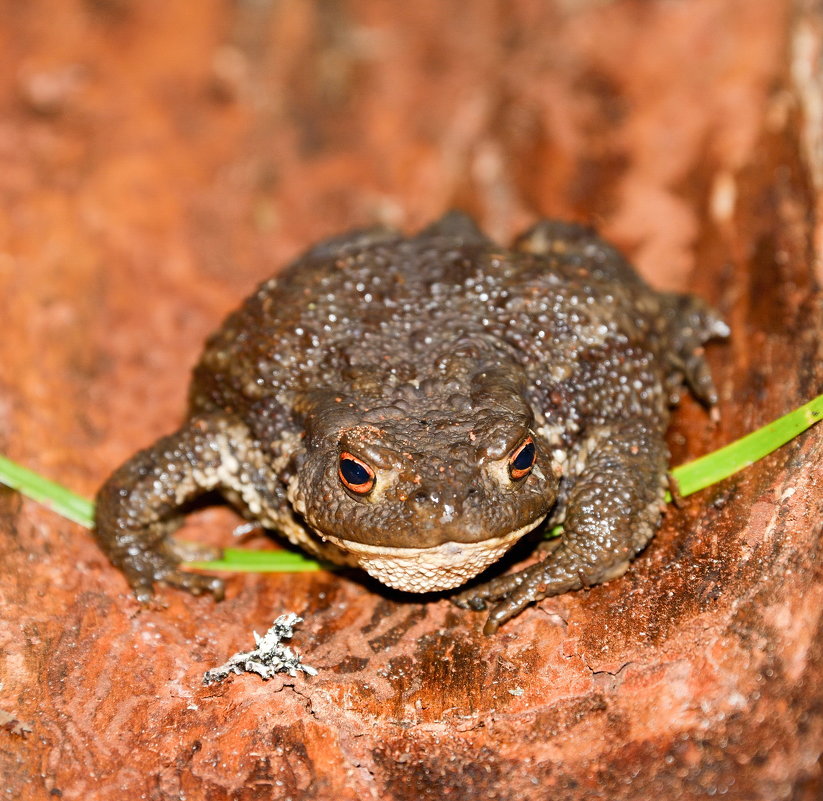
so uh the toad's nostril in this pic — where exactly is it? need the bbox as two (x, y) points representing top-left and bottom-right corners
(412, 488), (439, 505)
(411, 485), (480, 509)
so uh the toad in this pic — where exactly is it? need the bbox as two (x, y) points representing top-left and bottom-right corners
(94, 212), (727, 633)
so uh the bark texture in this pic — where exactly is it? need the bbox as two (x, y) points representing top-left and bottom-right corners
(1, 1), (822, 799)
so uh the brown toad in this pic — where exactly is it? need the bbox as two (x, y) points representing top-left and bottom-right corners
(94, 212), (727, 633)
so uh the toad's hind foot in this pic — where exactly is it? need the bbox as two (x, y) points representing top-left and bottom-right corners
(661, 293), (729, 406)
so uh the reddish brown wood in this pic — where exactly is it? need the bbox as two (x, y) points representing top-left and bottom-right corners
(1, 1), (821, 799)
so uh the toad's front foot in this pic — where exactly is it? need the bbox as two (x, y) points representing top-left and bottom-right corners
(452, 560), (580, 634)
(111, 536), (226, 603)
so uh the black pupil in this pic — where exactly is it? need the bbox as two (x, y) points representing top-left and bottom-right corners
(340, 458), (371, 486)
(512, 442), (535, 472)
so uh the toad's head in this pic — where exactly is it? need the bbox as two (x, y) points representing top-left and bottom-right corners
(288, 364), (557, 593)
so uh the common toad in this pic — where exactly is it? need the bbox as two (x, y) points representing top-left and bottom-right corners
(94, 212), (727, 633)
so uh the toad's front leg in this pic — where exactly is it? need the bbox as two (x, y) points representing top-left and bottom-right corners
(94, 415), (279, 602)
(453, 419), (668, 633)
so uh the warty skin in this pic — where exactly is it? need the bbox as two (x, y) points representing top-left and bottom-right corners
(95, 212), (727, 633)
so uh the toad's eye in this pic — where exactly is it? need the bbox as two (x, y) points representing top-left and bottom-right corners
(338, 453), (376, 494)
(508, 437), (536, 480)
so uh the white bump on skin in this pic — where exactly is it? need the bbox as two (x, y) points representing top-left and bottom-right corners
(536, 423), (564, 448)
(549, 363), (573, 383)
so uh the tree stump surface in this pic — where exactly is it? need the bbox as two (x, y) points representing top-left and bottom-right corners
(1, 1), (822, 799)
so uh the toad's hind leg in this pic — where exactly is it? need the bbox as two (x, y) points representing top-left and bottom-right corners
(94, 415), (282, 601)
(516, 219), (729, 404)
(513, 218), (648, 288)
(452, 419), (668, 634)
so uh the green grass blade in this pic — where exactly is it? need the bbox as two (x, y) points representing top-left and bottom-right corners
(670, 392), (823, 497)
(0, 392), (820, 572)
(0, 455), (95, 528)
(187, 548), (327, 572)
(0, 454), (327, 572)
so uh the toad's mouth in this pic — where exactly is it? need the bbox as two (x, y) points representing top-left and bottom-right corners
(320, 516), (547, 593)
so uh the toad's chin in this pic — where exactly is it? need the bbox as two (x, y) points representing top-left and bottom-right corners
(320, 517), (547, 593)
